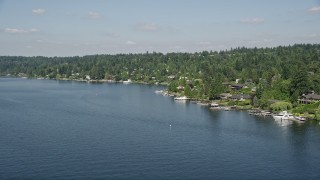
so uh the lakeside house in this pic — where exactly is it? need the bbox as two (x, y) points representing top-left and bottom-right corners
(220, 93), (232, 100)
(230, 84), (245, 90)
(222, 82), (248, 91)
(299, 92), (320, 104)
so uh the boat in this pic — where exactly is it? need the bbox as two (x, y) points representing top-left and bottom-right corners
(210, 103), (222, 110)
(248, 109), (261, 115)
(272, 111), (294, 120)
(196, 102), (209, 106)
(262, 111), (272, 116)
(294, 116), (306, 121)
(123, 79), (132, 84)
(174, 96), (189, 100)
(210, 103), (219, 107)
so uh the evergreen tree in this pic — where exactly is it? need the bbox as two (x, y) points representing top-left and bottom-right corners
(289, 69), (310, 103)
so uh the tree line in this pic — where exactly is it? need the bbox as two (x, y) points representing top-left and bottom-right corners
(1, 44), (320, 107)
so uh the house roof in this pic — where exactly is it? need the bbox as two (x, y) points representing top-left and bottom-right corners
(231, 84), (245, 88)
(220, 93), (232, 97)
(302, 93), (320, 100)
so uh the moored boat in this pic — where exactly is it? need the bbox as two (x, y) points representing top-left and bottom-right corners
(123, 79), (132, 84)
(272, 111), (294, 120)
(248, 109), (261, 115)
(210, 103), (219, 107)
(294, 116), (306, 121)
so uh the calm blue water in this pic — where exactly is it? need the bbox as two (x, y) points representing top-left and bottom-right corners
(1, 78), (320, 179)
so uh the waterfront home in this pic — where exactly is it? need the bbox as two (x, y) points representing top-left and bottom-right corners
(219, 93), (232, 100)
(230, 84), (245, 90)
(299, 93), (320, 104)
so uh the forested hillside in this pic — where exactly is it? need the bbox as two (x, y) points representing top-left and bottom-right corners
(1, 44), (320, 107)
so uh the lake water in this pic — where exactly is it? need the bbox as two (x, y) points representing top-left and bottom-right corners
(1, 78), (320, 179)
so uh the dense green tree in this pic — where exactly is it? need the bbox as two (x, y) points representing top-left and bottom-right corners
(209, 76), (225, 100)
(1, 44), (320, 104)
(168, 80), (178, 92)
(184, 84), (192, 97)
(289, 69), (311, 102)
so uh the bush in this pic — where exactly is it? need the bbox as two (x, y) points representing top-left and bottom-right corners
(315, 110), (320, 121)
(227, 100), (251, 106)
(240, 88), (252, 94)
(270, 101), (292, 112)
(227, 101), (236, 106)
(292, 102), (320, 114)
(237, 100), (251, 106)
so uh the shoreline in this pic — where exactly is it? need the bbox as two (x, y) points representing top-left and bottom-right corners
(156, 89), (310, 123)
(1, 76), (313, 122)
(1, 75), (167, 86)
